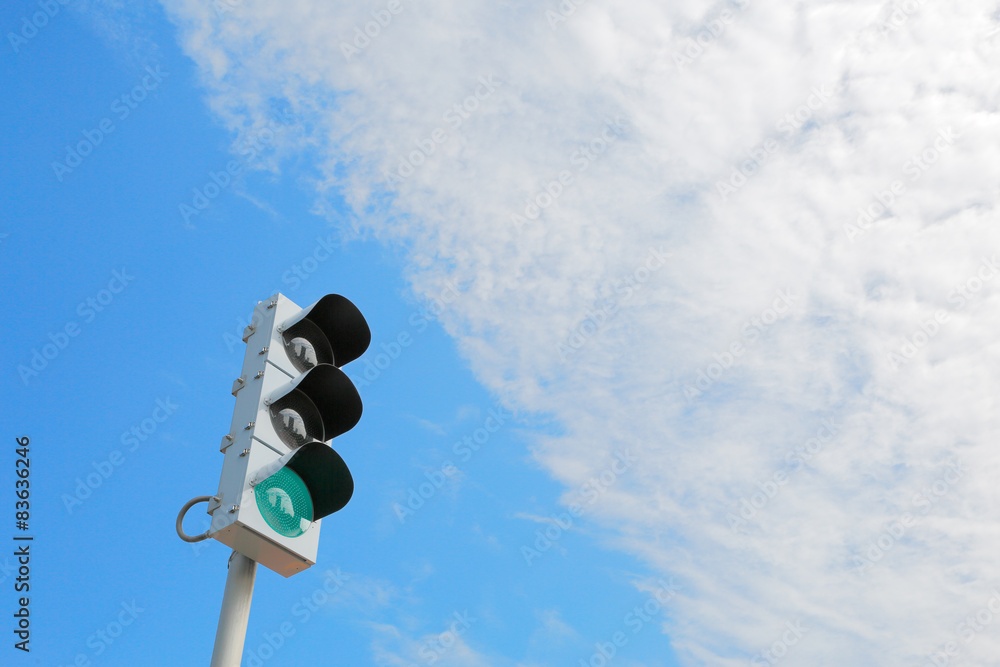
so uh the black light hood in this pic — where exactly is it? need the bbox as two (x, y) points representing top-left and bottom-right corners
(282, 294), (371, 367)
(285, 442), (354, 519)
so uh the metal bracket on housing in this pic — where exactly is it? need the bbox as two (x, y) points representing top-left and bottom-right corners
(175, 495), (220, 543)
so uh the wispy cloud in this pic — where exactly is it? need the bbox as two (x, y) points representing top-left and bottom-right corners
(161, 0), (1000, 662)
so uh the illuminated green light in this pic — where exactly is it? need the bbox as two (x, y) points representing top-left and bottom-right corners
(254, 468), (314, 537)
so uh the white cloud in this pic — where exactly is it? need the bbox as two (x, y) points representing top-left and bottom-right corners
(531, 608), (578, 645)
(367, 614), (491, 667)
(72, 0), (165, 69)
(161, 0), (1000, 663)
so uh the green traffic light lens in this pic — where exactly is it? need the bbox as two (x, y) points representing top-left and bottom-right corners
(254, 468), (314, 537)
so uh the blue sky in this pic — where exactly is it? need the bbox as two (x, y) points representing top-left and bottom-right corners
(4, 1), (1000, 666)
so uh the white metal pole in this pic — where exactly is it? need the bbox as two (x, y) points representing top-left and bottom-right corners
(210, 550), (257, 667)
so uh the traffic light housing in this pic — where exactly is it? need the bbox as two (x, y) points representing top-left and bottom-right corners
(206, 294), (370, 577)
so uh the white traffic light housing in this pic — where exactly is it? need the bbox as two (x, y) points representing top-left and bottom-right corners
(206, 293), (370, 577)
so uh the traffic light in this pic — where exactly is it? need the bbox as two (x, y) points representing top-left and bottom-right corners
(206, 294), (370, 577)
